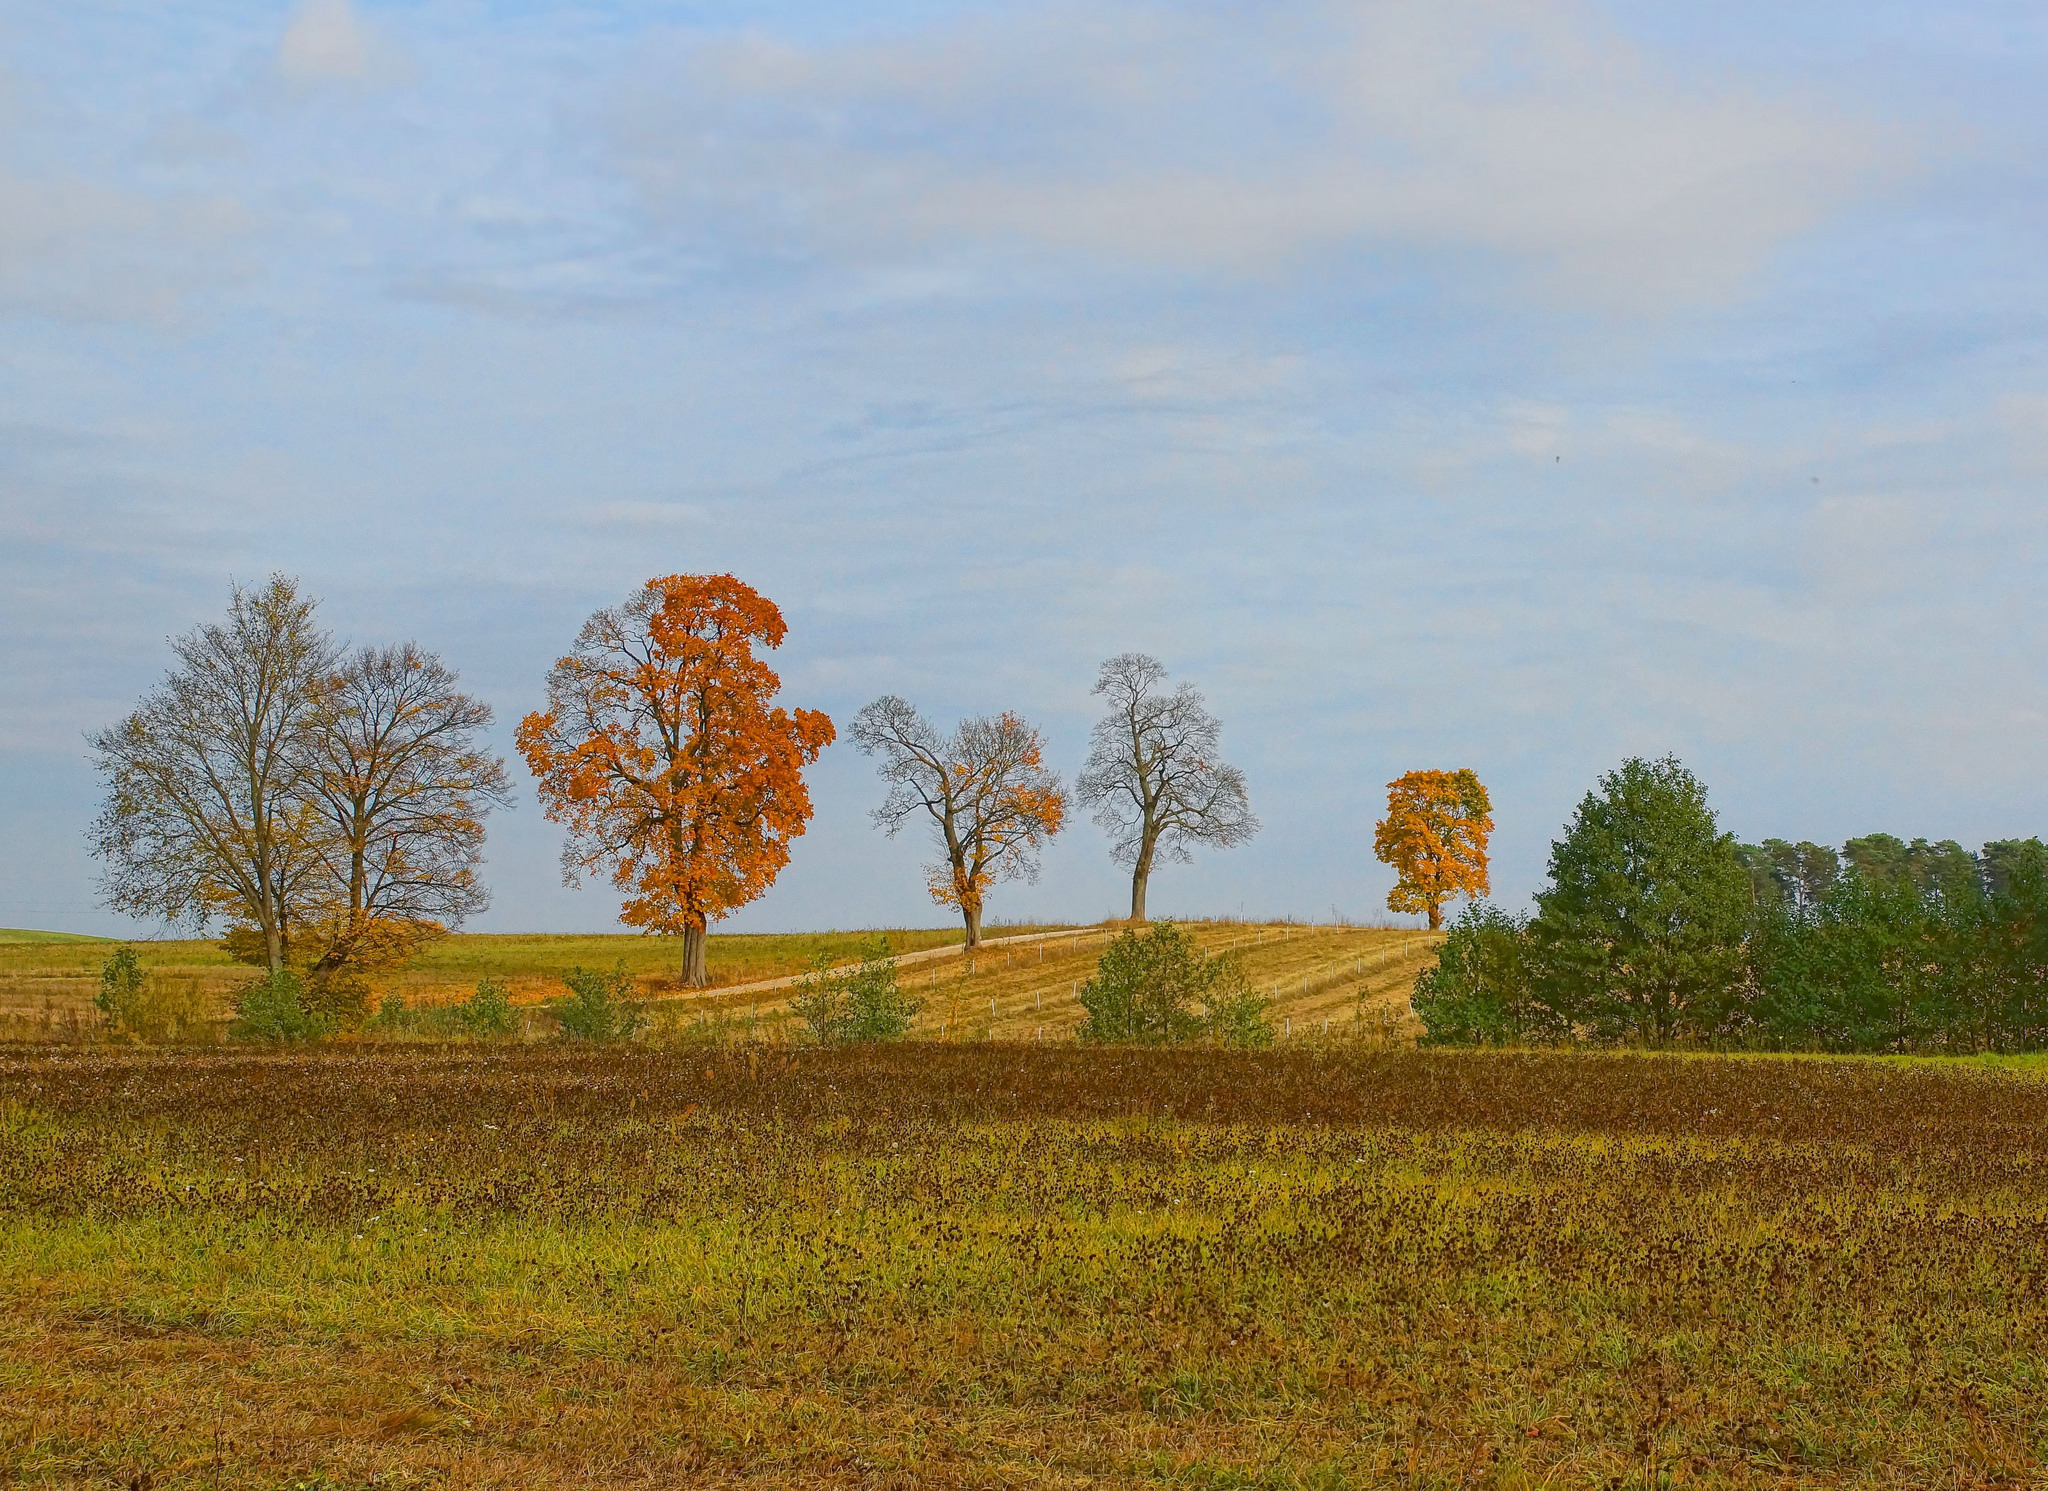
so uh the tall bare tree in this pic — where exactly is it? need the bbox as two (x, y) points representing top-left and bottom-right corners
(1076, 653), (1258, 922)
(87, 576), (339, 973)
(306, 642), (512, 968)
(851, 697), (1066, 948)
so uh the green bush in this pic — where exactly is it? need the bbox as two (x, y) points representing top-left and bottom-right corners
(1076, 922), (1271, 1047)
(790, 939), (921, 1045)
(1412, 902), (1551, 1045)
(460, 976), (517, 1037)
(1198, 969), (1277, 1049)
(552, 963), (644, 1042)
(367, 978), (520, 1039)
(230, 970), (331, 1042)
(94, 947), (147, 1036)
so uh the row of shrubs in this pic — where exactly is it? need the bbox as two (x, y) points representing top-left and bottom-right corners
(95, 921), (1278, 1048)
(778, 923), (1275, 1047)
(1414, 756), (2048, 1053)
(97, 952), (641, 1044)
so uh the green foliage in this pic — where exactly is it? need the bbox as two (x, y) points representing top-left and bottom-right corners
(1749, 837), (2048, 1053)
(1736, 839), (1839, 914)
(1529, 755), (1752, 1044)
(1412, 902), (1551, 1045)
(1198, 971), (1277, 1049)
(368, 977), (519, 1039)
(1076, 921), (1272, 1047)
(551, 963), (644, 1042)
(1418, 754), (2048, 1054)
(229, 969), (331, 1042)
(93, 947), (146, 1035)
(93, 944), (212, 1043)
(790, 939), (922, 1046)
(461, 975), (517, 1036)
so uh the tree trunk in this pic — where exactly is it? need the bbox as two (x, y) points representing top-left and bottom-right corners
(681, 921), (709, 987)
(1130, 831), (1160, 923)
(961, 902), (982, 949)
(258, 847), (285, 975)
(254, 795), (285, 974)
(1426, 901), (1443, 932)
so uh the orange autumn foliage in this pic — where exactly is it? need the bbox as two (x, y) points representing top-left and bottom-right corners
(515, 575), (834, 985)
(921, 721), (1068, 925)
(1373, 768), (1493, 931)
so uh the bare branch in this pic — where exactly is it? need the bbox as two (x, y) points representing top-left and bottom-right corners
(1075, 653), (1257, 919)
(86, 576), (340, 973)
(852, 695), (1066, 944)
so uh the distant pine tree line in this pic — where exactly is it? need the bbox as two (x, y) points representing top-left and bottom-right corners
(1415, 756), (2048, 1053)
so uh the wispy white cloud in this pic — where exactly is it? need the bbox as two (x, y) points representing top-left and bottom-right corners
(608, 0), (1904, 308)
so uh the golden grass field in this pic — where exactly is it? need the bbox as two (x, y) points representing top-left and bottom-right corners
(0, 922), (1439, 1046)
(5, 1044), (2048, 1487)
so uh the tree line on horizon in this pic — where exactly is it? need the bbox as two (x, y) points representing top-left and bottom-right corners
(91, 573), (1407, 1006)
(83, 571), (1509, 1033)
(1415, 756), (2048, 1054)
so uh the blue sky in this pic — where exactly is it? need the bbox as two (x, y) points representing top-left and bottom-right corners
(4, 0), (2046, 937)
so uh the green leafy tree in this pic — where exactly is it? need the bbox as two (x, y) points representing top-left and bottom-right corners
(790, 939), (922, 1045)
(552, 963), (644, 1041)
(1842, 834), (1981, 898)
(1974, 841), (2048, 1051)
(1412, 902), (1554, 1045)
(1746, 870), (1929, 1050)
(1529, 756), (1751, 1044)
(1076, 921), (1271, 1046)
(1736, 839), (1839, 914)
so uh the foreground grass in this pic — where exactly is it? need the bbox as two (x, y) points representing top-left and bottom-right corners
(2, 1046), (2045, 1487)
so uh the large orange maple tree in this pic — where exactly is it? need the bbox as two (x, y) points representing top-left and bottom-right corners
(515, 575), (834, 986)
(1372, 768), (1493, 930)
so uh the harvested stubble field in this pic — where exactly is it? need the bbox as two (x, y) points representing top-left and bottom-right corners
(0, 924), (1436, 1046)
(3, 1046), (2046, 1487)
(690, 924), (1434, 1045)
